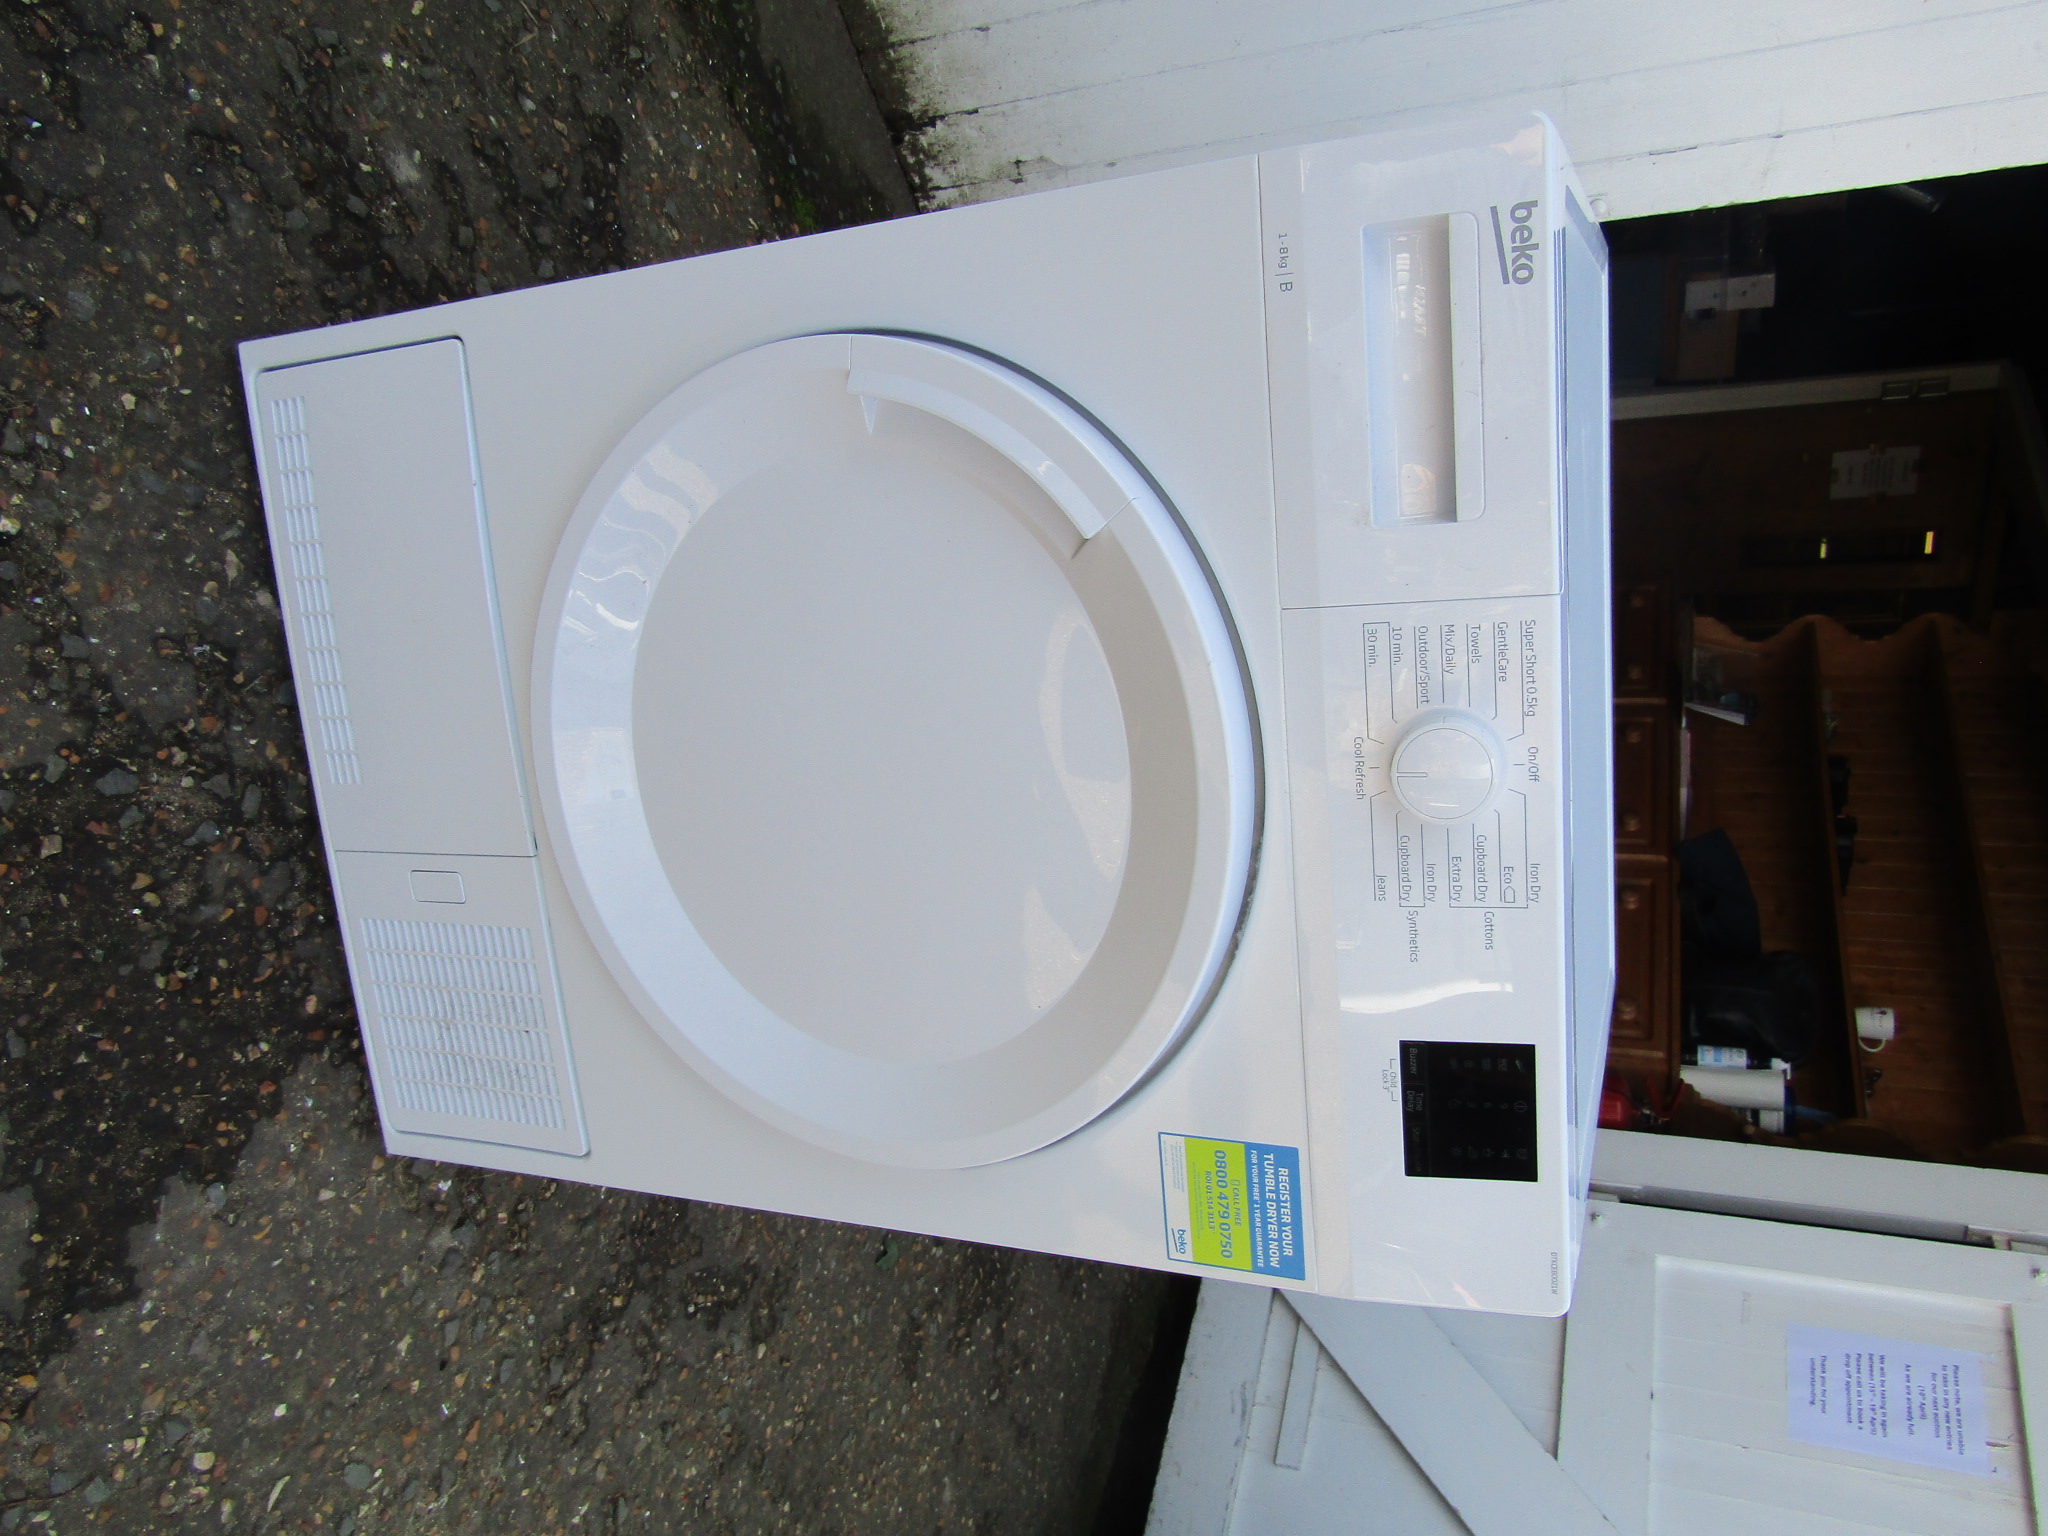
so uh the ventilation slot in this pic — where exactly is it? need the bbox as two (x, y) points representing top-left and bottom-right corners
(268, 396), (362, 786)
(359, 917), (568, 1130)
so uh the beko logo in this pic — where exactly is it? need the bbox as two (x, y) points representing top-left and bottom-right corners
(1490, 200), (1541, 285)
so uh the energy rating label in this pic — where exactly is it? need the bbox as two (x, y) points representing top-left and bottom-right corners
(1159, 1133), (1307, 1281)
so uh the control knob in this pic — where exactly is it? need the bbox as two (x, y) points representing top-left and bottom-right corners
(1388, 708), (1505, 823)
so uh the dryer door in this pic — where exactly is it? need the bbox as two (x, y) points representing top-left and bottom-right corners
(535, 333), (1257, 1168)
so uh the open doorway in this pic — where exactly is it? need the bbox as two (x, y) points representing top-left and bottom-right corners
(1601, 164), (2048, 1174)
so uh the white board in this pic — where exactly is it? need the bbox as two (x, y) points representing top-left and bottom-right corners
(874, 0), (2048, 217)
(1153, 1199), (2048, 1535)
(1558, 1203), (2047, 1536)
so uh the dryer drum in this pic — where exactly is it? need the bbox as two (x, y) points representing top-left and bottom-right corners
(533, 333), (1260, 1169)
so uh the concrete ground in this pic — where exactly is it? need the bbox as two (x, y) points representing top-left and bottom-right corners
(0, 3), (1184, 1531)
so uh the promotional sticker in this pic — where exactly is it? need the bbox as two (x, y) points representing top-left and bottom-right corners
(1159, 1133), (1306, 1281)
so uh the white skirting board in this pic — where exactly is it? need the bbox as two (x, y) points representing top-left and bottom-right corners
(873, 0), (2048, 217)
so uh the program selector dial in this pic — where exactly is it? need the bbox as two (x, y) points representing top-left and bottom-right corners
(1388, 708), (1506, 823)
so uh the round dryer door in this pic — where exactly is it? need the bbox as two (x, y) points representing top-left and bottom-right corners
(534, 333), (1256, 1168)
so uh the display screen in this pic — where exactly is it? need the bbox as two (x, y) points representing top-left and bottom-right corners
(1361, 212), (1483, 526)
(1399, 1040), (1539, 1181)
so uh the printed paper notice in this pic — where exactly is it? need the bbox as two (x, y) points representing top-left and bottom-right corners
(1786, 1324), (1991, 1476)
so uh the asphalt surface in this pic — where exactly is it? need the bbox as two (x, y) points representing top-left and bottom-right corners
(9, 1060), (1172, 1533)
(0, 3), (1181, 1530)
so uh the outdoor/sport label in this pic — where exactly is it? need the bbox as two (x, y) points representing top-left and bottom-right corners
(1159, 1133), (1306, 1281)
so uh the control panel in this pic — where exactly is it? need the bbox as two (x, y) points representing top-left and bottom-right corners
(1348, 607), (1550, 926)
(1262, 115), (1609, 1313)
(1287, 593), (1563, 1014)
(1283, 593), (1574, 1307)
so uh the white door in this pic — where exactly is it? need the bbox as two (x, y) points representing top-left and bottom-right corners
(1151, 1198), (2048, 1535)
(532, 332), (1258, 1169)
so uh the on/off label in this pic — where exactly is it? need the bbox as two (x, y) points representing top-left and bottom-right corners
(1159, 1133), (1306, 1281)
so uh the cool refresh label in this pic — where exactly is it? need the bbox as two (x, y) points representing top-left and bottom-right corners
(1158, 1133), (1306, 1281)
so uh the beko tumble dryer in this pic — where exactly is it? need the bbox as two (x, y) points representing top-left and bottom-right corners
(241, 115), (1614, 1315)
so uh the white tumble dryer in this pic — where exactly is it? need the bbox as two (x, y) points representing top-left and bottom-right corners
(240, 115), (1613, 1315)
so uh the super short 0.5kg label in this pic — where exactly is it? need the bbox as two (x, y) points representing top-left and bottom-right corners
(1159, 1133), (1306, 1281)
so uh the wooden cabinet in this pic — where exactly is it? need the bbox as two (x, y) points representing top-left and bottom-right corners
(1613, 705), (1673, 854)
(1615, 392), (1997, 597)
(1613, 609), (2048, 1169)
(1608, 857), (1676, 1083)
(1606, 585), (1681, 1099)
(1610, 367), (2026, 636)
(1602, 362), (2048, 1165)
(1614, 582), (1675, 701)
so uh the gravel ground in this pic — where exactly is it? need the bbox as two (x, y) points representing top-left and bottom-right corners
(0, 3), (1182, 1530)
(6, 1059), (1170, 1533)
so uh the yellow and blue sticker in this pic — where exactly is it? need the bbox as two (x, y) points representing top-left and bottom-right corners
(1159, 1133), (1306, 1281)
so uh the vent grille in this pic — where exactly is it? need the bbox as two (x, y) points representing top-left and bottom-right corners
(269, 396), (362, 786)
(359, 917), (568, 1130)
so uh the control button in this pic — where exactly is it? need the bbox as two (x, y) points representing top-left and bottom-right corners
(1390, 709), (1502, 823)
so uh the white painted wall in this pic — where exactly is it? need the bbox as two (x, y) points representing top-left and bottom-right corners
(876, 0), (2048, 216)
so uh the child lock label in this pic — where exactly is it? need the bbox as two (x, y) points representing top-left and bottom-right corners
(1158, 1133), (1306, 1281)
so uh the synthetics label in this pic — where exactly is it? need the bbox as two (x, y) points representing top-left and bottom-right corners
(1159, 1133), (1306, 1281)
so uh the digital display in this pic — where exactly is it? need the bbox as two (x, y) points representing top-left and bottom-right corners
(1400, 1040), (1539, 1182)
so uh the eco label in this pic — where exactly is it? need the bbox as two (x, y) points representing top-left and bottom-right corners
(1158, 1133), (1306, 1281)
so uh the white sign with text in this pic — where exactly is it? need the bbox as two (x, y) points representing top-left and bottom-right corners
(1786, 1324), (1992, 1476)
